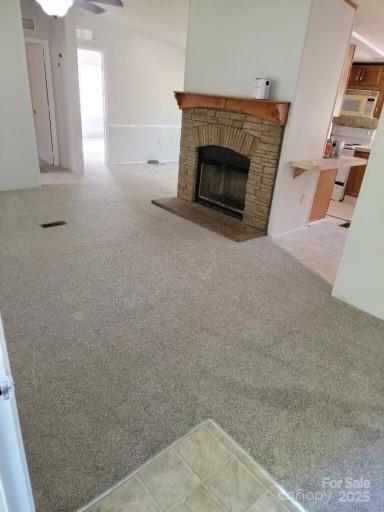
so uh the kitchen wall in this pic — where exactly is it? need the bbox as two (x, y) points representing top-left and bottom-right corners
(183, 0), (355, 237)
(184, 0), (312, 102)
(333, 111), (384, 320)
(75, 9), (187, 163)
(0, 0), (40, 191)
(269, 0), (355, 236)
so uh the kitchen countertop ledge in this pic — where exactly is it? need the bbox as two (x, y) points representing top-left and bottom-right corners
(354, 146), (371, 154)
(291, 156), (368, 178)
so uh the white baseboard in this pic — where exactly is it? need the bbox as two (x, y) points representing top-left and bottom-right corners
(112, 160), (179, 165)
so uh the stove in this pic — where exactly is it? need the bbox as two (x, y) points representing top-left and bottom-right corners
(331, 125), (376, 147)
(330, 125), (376, 200)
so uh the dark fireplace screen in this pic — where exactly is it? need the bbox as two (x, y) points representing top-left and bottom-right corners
(196, 145), (250, 218)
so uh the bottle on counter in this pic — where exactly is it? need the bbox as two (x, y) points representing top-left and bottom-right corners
(332, 140), (345, 158)
(324, 139), (333, 158)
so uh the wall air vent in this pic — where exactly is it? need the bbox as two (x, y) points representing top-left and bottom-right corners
(22, 17), (35, 31)
(76, 28), (95, 41)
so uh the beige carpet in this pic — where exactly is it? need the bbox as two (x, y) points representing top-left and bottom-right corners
(0, 163), (383, 512)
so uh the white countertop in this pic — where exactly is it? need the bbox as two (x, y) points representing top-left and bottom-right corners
(291, 156), (368, 175)
(354, 146), (371, 154)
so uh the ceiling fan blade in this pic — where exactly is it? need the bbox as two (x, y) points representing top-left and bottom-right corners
(74, 0), (106, 14)
(92, 0), (123, 6)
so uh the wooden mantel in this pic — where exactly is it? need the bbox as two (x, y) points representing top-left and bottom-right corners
(174, 91), (290, 126)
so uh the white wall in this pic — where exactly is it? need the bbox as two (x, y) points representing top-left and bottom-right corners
(183, 0), (355, 237)
(268, 0), (355, 236)
(20, 0), (84, 173)
(184, 0), (312, 101)
(75, 10), (187, 163)
(333, 114), (384, 320)
(46, 13), (83, 172)
(0, 1), (40, 191)
(20, 0), (53, 39)
(59, 12), (84, 172)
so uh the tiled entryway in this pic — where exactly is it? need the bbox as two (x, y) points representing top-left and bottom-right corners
(274, 216), (348, 284)
(81, 421), (305, 512)
(327, 196), (356, 223)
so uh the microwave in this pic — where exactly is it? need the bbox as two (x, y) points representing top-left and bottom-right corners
(341, 89), (380, 118)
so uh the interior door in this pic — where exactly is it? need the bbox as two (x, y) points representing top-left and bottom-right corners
(25, 43), (54, 165)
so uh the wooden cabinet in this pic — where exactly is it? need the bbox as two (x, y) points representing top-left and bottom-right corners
(374, 93), (384, 119)
(348, 65), (363, 86)
(345, 150), (369, 197)
(309, 169), (338, 222)
(347, 63), (384, 118)
(360, 65), (384, 87)
(348, 64), (384, 88)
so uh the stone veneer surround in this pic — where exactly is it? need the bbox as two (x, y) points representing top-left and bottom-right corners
(177, 108), (284, 231)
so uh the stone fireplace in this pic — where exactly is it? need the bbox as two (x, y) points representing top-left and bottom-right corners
(175, 92), (289, 232)
(152, 93), (289, 240)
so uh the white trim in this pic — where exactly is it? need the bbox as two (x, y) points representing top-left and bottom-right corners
(0, 317), (35, 512)
(24, 38), (59, 167)
(271, 225), (309, 238)
(77, 46), (109, 166)
(112, 160), (179, 165)
(109, 123), (181, 129)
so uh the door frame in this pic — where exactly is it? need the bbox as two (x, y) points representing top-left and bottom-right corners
(0, 316), (35, 512)
(25, 37), (59, 166)
(77, 46), (109, 165)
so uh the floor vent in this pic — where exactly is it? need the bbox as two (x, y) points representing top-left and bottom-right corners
(40, 221), (67, 228)
(340, 221), (351, 228)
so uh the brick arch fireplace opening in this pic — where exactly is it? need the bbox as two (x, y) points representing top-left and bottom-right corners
(196, 145), (251, 219)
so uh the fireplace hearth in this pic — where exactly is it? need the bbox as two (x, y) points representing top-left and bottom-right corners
(197, 146), (250, 218)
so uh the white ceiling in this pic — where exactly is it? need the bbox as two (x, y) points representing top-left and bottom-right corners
(77, 0), (384, 60)
(353, 0), (384, 61)
(77, 0), (189, 48)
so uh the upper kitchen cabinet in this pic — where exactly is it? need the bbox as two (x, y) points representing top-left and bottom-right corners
(348, 64), (363, 86)
(348, 64), (384, 88)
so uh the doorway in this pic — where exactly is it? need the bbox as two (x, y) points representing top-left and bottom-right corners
(25, 39), (58, 168)
(77, 48), (107, 167)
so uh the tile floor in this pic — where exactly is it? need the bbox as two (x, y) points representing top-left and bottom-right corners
(326, 196), (356, 222)
(274, 217), (348, 284)
(81, 421), (305, 512)
(275, 197), (357, 285)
